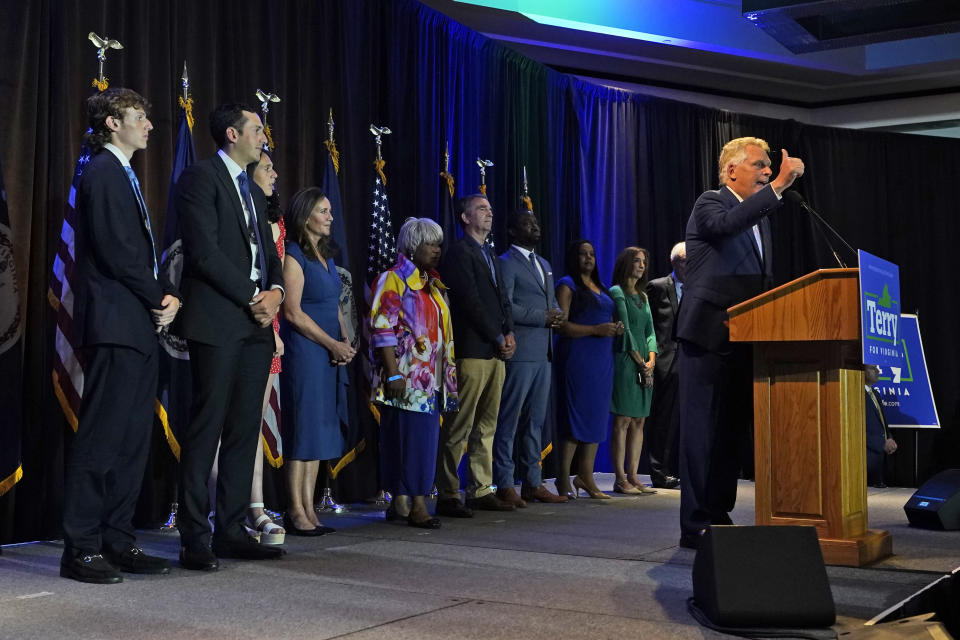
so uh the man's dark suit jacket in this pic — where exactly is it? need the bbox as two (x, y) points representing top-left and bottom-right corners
(74, 149), (177, 354)
(646, 274), (679, 375)
(441, 235), (513, 360)
(173, 154), (282, 345)
(676, 185), (779, 353)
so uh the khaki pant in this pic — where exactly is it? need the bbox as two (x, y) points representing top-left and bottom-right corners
(436, 357), (505, 500)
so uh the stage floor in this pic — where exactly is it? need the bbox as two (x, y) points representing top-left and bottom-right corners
(1, 477), (957, 639)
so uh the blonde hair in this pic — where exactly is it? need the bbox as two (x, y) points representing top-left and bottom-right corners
(718, 137), (770, 185)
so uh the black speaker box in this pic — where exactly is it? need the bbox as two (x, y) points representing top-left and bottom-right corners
(904, 469), (960, 530)
(692, 525), (836, 628)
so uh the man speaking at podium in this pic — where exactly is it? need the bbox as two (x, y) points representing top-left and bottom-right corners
(676, 137), (804, 549)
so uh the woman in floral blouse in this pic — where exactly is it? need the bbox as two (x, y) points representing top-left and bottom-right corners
(369, 218), (458, 528)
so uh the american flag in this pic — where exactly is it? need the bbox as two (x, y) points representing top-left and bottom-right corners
(49, 145), (93, 431)
(366, 173), (396, 284)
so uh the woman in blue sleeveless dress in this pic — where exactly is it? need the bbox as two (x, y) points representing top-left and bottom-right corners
(280, 187), (355, 535)
(554, 240), (624, 499)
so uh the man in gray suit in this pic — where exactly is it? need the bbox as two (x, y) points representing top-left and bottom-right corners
(493, 209), (569, 506)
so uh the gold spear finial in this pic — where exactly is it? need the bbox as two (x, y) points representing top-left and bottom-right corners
(179, 61), (195, 130)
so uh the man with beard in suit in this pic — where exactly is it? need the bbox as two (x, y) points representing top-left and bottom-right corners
(493, 209), (569, 506)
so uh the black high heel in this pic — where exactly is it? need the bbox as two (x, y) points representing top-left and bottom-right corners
(554, 479), (576, 501)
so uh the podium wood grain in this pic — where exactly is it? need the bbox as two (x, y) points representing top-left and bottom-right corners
(729, 268), (892, 567)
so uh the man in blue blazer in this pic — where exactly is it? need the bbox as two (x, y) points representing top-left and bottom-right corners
(493, 210), (568, 506)
(676, 137), (804, 549)
(63, 88), (181, 583)
(174, 104), (284, 569)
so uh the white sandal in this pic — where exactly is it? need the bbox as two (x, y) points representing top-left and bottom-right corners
(246, 503), (286, 545)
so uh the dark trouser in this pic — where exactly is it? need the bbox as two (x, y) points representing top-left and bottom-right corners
(645, 357), (679, 484)
(178, 333), (272, 550)
(63, 344), (157, 557)
(678, 341), (753, 537)
(493, 360), (551, 489)
(379, 404), (440, 497)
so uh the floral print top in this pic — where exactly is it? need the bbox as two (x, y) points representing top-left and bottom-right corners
(369, 253), (458, 414)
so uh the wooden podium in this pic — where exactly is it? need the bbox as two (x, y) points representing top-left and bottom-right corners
(728, 268), (892, 567)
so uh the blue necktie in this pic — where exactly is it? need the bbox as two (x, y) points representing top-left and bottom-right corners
(481, 245), (497, 282)
(123, 166), (158, 279)
(237, 172), (268, 289)
(528, 251), (544, 286)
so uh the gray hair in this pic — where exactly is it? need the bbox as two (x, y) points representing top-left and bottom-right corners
(397, 217), (443, 257)
(718, 136), (769, 185)
(669, 242), (686, 262)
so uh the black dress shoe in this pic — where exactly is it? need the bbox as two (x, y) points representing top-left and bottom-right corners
(653, 476), (680, 489)
(408, 516), (442, 529)
(286, 523), (324, 537)
(316, 525), (336, 535)
(179, 546), (219, 571)
(435, 498), (473, 518)
(60, 553), (123, 584)
(104, 546), (171, 574)
(212, 536), (284, 560)
(467, 493), (515, 512)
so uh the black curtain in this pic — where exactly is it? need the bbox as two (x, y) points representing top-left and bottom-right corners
(2, 0), (959, 543)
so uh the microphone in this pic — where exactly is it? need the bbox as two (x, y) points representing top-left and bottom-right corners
(783, 191), (857, 268)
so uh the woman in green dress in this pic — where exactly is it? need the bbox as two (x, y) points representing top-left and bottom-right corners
(609, 247), (658, 495)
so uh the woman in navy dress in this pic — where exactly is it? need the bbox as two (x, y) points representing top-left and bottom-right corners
(280, 187), (356, 534)
(555, 240), (623, 499)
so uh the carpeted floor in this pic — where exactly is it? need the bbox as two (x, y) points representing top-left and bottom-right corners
(1, 477), (956, 639)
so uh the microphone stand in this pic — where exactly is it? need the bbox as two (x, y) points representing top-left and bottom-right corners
(786, 192), (857, 268)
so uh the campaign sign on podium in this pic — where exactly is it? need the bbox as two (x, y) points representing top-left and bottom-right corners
(858, 250), (902, 368)
(875, 314), (940, 430)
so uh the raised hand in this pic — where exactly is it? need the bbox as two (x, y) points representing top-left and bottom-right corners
(771, 148), (805, 195)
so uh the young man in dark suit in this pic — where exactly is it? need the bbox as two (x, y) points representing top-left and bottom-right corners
(643, 242), (686, 490)
(174, 104), (284, 569)
(63, 88), (181, 583)
(676, 138), (804, 549)
(436, 194), (517, 516)
(493, 209), (568, 506)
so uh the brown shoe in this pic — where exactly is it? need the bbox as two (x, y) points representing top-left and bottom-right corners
(496, 487), (527, 508)
(521, 485), (568, 504)
(466, 493), (516, 511)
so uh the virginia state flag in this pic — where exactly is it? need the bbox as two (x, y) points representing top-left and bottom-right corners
(156, 101), (196, 459)
(321, 139), (368, 487)
(0, 156), (23, 496)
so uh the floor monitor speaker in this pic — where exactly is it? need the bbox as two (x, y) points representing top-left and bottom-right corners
(692, 525), (836, 628)
(904, 469), (960, 530)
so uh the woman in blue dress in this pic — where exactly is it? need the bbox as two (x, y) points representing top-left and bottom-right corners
(280, 187), (356, 535)
(554, 240), (624, 499)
